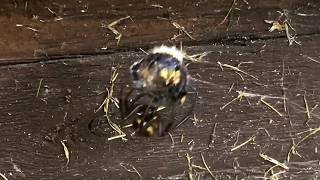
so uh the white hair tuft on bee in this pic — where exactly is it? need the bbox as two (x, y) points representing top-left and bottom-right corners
(151, 45), (185, 62)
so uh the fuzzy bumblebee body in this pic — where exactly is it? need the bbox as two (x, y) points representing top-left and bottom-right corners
(120, 45), (192, 137)
(130, 46), (188, 105)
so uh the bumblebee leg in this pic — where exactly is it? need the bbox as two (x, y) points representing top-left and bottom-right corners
(119, 88), (134, 119)
(128, 92), (152, 110)
(123, 104), (146, 121)
(119, 88), (150, 120)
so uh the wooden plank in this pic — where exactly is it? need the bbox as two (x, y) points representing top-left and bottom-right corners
(1, 0), (320, 63)
(0, 32), (319, 179)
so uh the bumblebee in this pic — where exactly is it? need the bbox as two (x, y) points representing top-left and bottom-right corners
(120, 45), (192, 136)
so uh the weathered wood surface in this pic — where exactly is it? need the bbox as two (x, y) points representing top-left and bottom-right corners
(0, 0), (320, 180)
(1, 0), (320, 63)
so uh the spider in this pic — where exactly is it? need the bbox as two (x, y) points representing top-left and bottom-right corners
(120, 45), (194, 137)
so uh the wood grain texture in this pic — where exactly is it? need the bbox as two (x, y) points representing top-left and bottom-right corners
(0, 0), (320, 180)
(1, 0), (320, 63)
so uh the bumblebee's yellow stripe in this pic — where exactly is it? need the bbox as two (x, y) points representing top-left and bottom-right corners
(180, 95), (186, 104)
(146, 126), (155, 136)
(160, 69), (181, 85)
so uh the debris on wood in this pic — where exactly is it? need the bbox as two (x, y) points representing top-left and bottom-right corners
(60, 140), (70, 166)
(16, 24), (39, 32)
(171, 21), (195, 40)
(221, 90), (285, 114)
(191, 164), (206, 171)
(287, 127), (320, 162)
(180, 134), (184, 143)
(228, 83), (235, 93)
(150, 4), (163, 8)
(209, 123), (218, 147)
(301, 54), (320, 64)
(168, 132), (175, 147)
(303, 93), (311, 120)
(0, 173), (8, 180)
(284, 22), (301, 46)
(264, 10), (301, 46)
(191, 114), (202, 126)
(264, 20), (286, 32)
(260, 153), (289, 170)
(260, 97), (283, 117)
(36, 78), (43, 97)
(104, 16), (132, 45)
(260, 153), (288, 179)
(107, 134), (127, 141)
(220, 93), (242, 110)
(217, 61), (258, 80)
(46, 7), (63, 21)
(184, 51), (211, 62)
(218, 0), (237, 26)
(231, 135), (255, 151)
(120, 162), (142, 180)
(96, 66), (127, 141)
(200, 153), (216, 179)
(186, 153), (195, 180)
